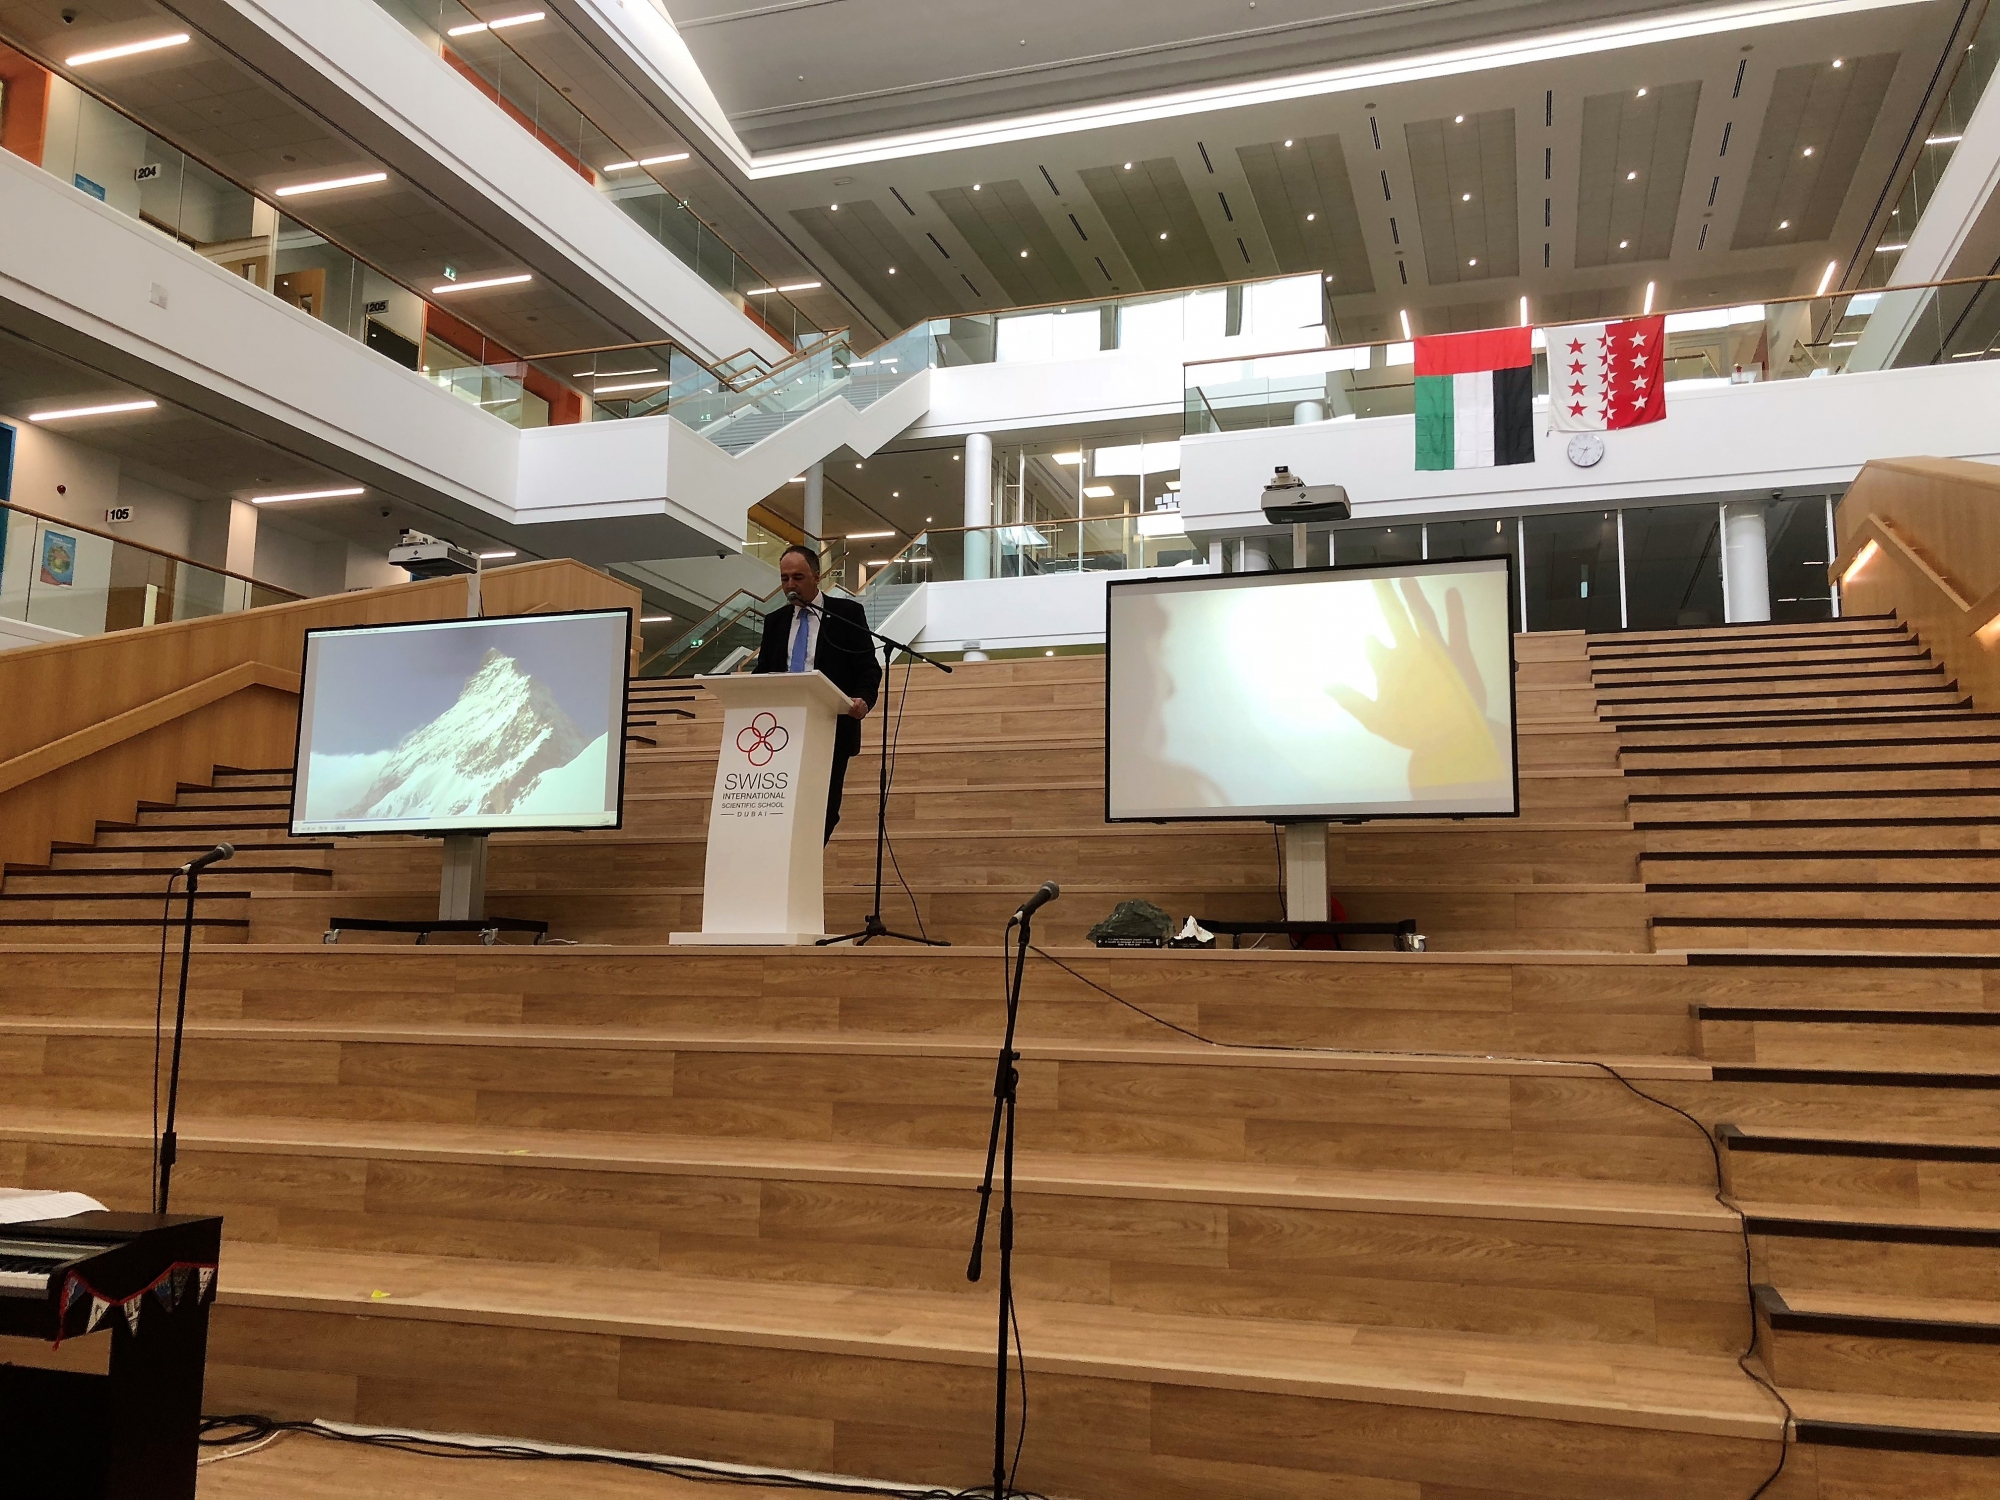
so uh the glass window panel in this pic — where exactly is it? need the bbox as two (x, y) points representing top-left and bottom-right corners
(1623, 503), (1724, 631)
(1523, 511), (1621, 633)
(1241, 274), (1324, 343)
(1763, 497), (1837, 623)
(1330, 525), (1422, 567)
(1117, 295), (1187, 351)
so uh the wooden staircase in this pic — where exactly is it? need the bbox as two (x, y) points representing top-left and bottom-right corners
(1, 620), (1997, 1496)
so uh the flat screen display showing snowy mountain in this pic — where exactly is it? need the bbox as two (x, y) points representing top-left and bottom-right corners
(289, 608), (630, 835)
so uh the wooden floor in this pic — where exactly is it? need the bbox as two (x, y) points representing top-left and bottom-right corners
(9, 618), (2000, 1497)
(198, 1430), (840, 1500)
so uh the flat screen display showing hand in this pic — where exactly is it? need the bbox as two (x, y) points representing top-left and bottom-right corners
(1106, 556), (1517, 821)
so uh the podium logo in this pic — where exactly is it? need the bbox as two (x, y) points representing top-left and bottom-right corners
(736, 712), (790, 766)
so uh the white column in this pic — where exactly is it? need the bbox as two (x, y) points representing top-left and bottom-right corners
(801, 462), (824, 543)
(1292, 399), (1327, 425)
(1239, 537), (1271, 572)
(963, 432), (993, 581)
(1208, 538), (1226, 571)
(225, 499), (259, 577)
(1722, 503), (1771, 623)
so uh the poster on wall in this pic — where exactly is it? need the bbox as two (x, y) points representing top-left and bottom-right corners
(40, 531), (76, 587)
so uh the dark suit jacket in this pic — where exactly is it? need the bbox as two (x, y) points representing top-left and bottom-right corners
(754, 593), (882, 755)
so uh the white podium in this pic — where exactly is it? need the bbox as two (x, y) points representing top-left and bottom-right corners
(670, 669), (852, 946)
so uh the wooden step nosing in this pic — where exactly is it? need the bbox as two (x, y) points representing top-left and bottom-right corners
(1653, 881), (2000, 894)
(1792, 1419), (2000, 1457)
(1720, 1127), (2000, 1162)
(1656, 915), (2000, 932)
(1695, 1006), (2000, 1026)
(1709, 1065), (2000, 1089)
(1757, 1285), (2000, 1345)
(1745, 1216), (2000, 1250)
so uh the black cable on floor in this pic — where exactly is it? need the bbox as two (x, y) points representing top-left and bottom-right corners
(196, 1417), (1050, 1499)
(1023, 943), (1794, 1497)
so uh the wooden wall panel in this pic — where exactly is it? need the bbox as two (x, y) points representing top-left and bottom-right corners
(1833, 457), (2000, 713)
(0, 560), (640, 869)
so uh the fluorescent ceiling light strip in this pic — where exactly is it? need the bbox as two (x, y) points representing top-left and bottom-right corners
(745, 287), (777, 296)
(846, 530), (895, 539)
(641, 614), (674, 622)
(66, 33), (189, 67)
(593, 379), (673, 394)
(446, 10), (543, 35)
(776, 282), (821, 292)
(1874, 242), (1909, 253)
(738, 0), (1927, 176)
(29, 399), (157, 421)
(575, 367), (658, 378)
(430, 273), (532, 294)
(603, 152), (690, 170)
(478, 550), (518, 559)
(251, 486), (365, 504)
(1928, 134), (1964, 145)
(1083, 485), (1116, 498)
(274, 172), (387, 198)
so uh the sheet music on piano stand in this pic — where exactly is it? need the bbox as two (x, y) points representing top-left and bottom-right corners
(0, 1189), (106, 1225)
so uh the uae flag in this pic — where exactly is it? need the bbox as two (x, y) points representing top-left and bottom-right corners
(1414, 328), (1535, 471)
(1548, 316), (1666, 430)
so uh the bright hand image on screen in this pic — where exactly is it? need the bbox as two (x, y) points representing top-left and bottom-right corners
(292, 612), (627, 833)
(1107, 559), (1515, 821)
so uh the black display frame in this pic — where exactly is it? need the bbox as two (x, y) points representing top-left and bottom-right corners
(1103, 554), (1520, 825)
(286, 604), (634, 838)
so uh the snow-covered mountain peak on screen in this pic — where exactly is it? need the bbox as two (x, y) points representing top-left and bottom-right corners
(338, 647), (601, 820)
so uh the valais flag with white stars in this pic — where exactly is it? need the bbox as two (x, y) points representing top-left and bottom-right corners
(1546, 316), (1666, 432)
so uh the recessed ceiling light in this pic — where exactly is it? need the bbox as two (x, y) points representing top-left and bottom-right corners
(887, 266), (897, 274)
(1460, 192), (1471, 202)
(274, 171), (387, 198)
(854, 462), (863, 469)
(447, 10), (543, 35)
(1618, 239), (1629, 248)
(1802, 147), (1815, 157)
(1637, 87), (1648, 97)
(1083, 485), (1116, 498)
(1626, 170), (1638, 180)
(892, 491), (900, 497)
(1454, 114), (1464, 123)
(1158, 231), (1167, 240)
(66, 33), (189, 66)
(1467, 257), (1478, 266)
(1019, 249), (1029, 257)
(1779, 219), (1790, 229)
(1123, 161), (1134, 169)
(250, 485), (365, 504)
(1832, 57), (1843, 67)
(1306, 212), (1316, 221)
(429, 273), (532, 294)
(973, 183), (982, 190)
(28, 399), (158, 422)
(830, 203), (839, 210)
(1283, 139), (1293, 147)
(1053, 452), (1083, 464)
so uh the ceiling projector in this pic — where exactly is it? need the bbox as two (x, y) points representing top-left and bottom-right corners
(389, 529), (480, 579)
(1260, 466), (1350, 525)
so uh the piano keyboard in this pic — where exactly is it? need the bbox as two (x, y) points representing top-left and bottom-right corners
(0, 1239), (87, 1295)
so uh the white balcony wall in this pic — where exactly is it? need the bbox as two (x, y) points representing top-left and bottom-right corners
(1178, 361), (2000, 538)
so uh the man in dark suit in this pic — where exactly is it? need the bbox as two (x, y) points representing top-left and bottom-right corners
(754, 544), (881, 842)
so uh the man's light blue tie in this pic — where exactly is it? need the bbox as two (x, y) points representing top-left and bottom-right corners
(788, 604), (811, 672)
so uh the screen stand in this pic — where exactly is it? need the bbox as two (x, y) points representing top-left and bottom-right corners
(1280, 822), (1330, 922)
(440, 832), (488, 921)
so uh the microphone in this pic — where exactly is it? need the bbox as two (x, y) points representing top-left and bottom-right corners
(180, 843), (235, 875)
(1014, 881), (1060, 922)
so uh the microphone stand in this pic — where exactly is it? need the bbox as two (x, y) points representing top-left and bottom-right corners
(807, 597), (953, 948)
(156, 867), (200, 1215)
(966, 900), (1037, 1498)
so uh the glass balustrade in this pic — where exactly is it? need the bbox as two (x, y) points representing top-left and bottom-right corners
(366, 0), (822, 351)
(1184, 277), (2000, 434)
(0, 502), (300, 642)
